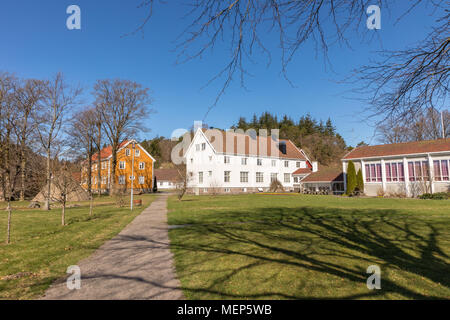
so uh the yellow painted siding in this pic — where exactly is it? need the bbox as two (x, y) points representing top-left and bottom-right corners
(81, 143), (154, 192)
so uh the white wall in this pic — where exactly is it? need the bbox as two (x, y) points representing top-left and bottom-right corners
(186, 130), (307, 191)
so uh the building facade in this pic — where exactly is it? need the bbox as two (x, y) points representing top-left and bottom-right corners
(154, 168), (183, 190)
(81, 140), (155, 194)
(185, 128), (313, 194)
(341, 139), (450, 197)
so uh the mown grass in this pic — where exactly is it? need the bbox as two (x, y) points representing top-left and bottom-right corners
(0, 194), (155, 299)
(167, 194), (450, 299)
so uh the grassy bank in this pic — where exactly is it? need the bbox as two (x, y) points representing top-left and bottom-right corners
(168, 194), (450, 299)
(0, 194), (155, 299)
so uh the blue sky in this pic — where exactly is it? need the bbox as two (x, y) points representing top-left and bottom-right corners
(0, 1), (440, 146)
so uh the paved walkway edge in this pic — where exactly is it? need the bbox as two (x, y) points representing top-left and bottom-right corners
(41, 194), (185, 300)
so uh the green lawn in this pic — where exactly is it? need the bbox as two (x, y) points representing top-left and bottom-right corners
(0, 194), (155, 299)
(167, 194), (450, 299)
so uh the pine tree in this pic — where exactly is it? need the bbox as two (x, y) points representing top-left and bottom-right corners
(356, 168), (364, 194)
(346, 161), (357, 195)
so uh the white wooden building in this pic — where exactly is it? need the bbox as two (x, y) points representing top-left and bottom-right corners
(185, 128), (314, 194)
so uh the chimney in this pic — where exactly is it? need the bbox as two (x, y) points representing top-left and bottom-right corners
(312, 161), (318, 172)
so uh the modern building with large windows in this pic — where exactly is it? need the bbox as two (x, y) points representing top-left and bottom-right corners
(341, 139), (450, 197)
(185, 128), (315, 194)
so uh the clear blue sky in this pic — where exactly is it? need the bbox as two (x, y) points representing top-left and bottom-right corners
(0, 1), (440, 146)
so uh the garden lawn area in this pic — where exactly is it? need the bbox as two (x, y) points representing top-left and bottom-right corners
(0, 194), (155, 299)
(168, 194), (450, 299)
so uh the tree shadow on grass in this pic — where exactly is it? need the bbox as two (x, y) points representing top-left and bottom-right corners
(166, 206), (450, 299)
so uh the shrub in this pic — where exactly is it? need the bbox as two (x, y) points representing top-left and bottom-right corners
(419, 192), (449, 200)
(356, 168), (364, 194)
(346, 161), (357, 195)
(270, 179), (285, 193)
(376, 187), (385, 197)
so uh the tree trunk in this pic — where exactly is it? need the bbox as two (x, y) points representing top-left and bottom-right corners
(62, 200), (66, 226)
(110, 144), (118, 195)
(20, 150), (26, 201)
(97, 123), (101, 197)
(89, 194), (93, 216)
(44, 150), (51, 210)
(6, 201), (12, 244)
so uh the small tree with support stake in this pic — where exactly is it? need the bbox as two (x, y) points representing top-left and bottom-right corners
(152, 176), (158, 193)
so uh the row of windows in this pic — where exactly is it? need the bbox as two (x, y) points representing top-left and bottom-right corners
(195, 143), (206, 151)
(223, 156), (302, 168)
(118, 161), (146, 170)
(118, 175), (146, 185)
(364, 159), (450, 183)
(125, 149), (140, 157)
(197, 171), (293, 183)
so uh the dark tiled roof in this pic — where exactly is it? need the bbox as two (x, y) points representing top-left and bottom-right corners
(92, 140), (131, 161)
(292, 168), (312, 175)
(301, 167), (343, 183)
(201, 129), (308, 160)
(342, 139), (450, 160)
(154, 169), (181, 182)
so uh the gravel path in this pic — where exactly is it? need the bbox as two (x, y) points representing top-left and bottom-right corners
(41, 194), (184, 300)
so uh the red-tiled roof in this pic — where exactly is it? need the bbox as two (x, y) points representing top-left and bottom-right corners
(201, 129), (308, 160)
(301, 167), (343, 183)
(343, 139), (450, 160)
(292, 168), (312, 175)
(92, 140), (130, 161)
(154, 169), (181, 182)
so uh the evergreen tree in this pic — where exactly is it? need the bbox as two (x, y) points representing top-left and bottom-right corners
(153, 176), (158, 193)
(346, 161), (357, 195)
(356, 168), (364, 193)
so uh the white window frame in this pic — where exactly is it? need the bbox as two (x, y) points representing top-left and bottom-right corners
(135, 149), (140, 157)
(126, 149), (131, 156)
(224, 156), (230, 164)
(201, 143), (206, 150)
(241, 158), (248, 165)
(119, 175), (125, 185)
(284, 173), (290, 183)
(139, 176), (145, 185)
(284, 160), (289, 168)
(199, 172), (203, 184)
(139, 162), (145, 170)
(119, 161), (126, 169)
(256, 172), (264, 183)
(224, 171), (231, 183)
(257, 158), (262, 166)
(240, 171), (249, 183)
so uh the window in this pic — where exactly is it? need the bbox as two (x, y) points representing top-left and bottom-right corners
(284, 173), (290, 183)
(224, 171), (230, 182)
(284, 161), (289, 168)
(408, 161), (429, 181)
(385, 162), (405, 182)
(201, 143), (206, 150)
(190, 158), (193, 163)
(139, 176), (145, 185)
(101, 176), (107, 184)
(271, 160), (276, 167)
(365, 163), (382, 182)
(256, 172), (264, 183)
(433, 160), (449, 181)
(199, 172), (203, 184)
(195, 144), (200, 151)
(224, 188), (231, 193)
(119, 161), (125, 169)
(271, 173), (277, 182)
(209, 156), (212, 161)
(294, 177), (299, 183)
(208, 171), (212, 177)
(139, 162), (145, 170)
(296, 162), (301, 168)
(135, 149), (140, 157)
(241, 158), (248, 165)
(129, 175), (135, 181)
(101, 162), (106, 169)
(224, 156), (230, 164)
(240, 172), (249, 183)
(119, 175), (125, 185)
(257, 158), (262, 166)
(126, 149), (131, 156)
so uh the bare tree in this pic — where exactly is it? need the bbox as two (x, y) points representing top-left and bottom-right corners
(355, 10), (449, 125)
(69, 107), (96, 216)
(35, 73), (81, 210)
(133, 1), (446, 120)
(377, 109), (450, 143)
(51, 162), (84, 226)
(94, 79), (152, 195)
(14, 78), (44, 201)
(0, 73), (21, 244)
(174, 163), (191, 200)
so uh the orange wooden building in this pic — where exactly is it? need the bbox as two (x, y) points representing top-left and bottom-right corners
(81, 140), (155, 193)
